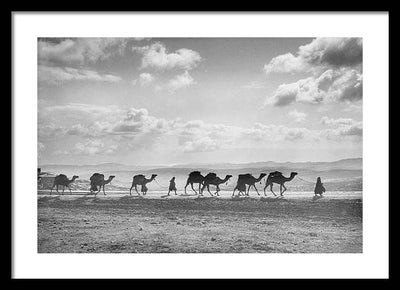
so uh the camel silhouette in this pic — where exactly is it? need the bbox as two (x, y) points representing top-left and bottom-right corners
(184, 171), (205, 195)
(50, 174), (79, 195)
(200, 173), (232, 196)
(130, 174), (157, 195)
(263, 171), (298, 196)
(232, 173), (267, 197)
(232, 182), (247, 197)
(89, 173), (115, 196)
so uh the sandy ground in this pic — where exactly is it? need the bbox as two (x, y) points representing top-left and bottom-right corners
(38, 191), (362, 253)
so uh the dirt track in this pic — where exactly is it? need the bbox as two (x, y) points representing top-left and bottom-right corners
(38, 194), (362, 253)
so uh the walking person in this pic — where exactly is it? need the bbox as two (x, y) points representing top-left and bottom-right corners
(168, 177), (177, 195)
(314, 177), (326, 196)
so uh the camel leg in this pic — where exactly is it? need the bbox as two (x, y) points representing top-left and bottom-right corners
(135, 185), (140, 195)
(198, 183), (202, 195)
(167, 189), (170, 196)
(270, 184), (277, 196)
(206, 185), (213, 197)
(68, 185), (72, 194)
(129, 183), (134, 195)
(56, 185), (60, 194)
(50, 184), (55, 195)
(103, 185), (106, 195)
(200, 184), (206, 195)
(232, 187), (237, 197)
(190, 183), (198, 195)
(246, 185), (250, 196)
(263, 183), (268, 196)
(281, 184), (287, 196)
(215, 185), (220, 196)
(254, 185), (260, 195)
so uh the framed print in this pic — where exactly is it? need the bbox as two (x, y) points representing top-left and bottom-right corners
(12, 12), (389, 279)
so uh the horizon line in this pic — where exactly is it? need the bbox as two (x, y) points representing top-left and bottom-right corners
(39, 156), (362, 168)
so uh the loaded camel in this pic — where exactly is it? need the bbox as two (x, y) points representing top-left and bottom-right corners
(89, 173), (115, 196)
(50, 174), (79, 195)
(184, 171), (206, 195)
(200, 173), (232, 196)
(130, 174), (157, 195)
(263, 171), (298, 196)
(232, 173), (267, 197)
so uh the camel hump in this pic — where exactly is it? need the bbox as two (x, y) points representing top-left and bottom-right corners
(189, 171), (201, 177)
(134, 174), (145, 181)
(57, 174), (67, 179)
(90, 173), (104, 181)
(238, 173), (252, 179)
(205, 172), (217, 179)
(269, 171), (282, 177)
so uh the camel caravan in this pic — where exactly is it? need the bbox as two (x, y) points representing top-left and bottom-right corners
(46, 170), (300, 198)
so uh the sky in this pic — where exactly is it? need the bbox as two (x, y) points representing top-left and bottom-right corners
(38, 37), (362, 166)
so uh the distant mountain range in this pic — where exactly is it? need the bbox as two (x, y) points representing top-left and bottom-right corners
(40, 158), (362, 174)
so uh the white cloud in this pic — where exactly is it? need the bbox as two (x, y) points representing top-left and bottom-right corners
(38, 65), (121, 84)
(288, 109), (307, 122)
(39, 103), (362, 159)
(38, 38), (128, 65)
(132, 42), (201, 71)
(166, 71), (195, 92)
(265, 68), (362, 106)
(264, 38), (362, 75)
(183, 137), (220, 153)
(320, 116), (356, 126)
(320, 116), (362, 139)
(132, 72), (155, 87)
(264, 53), (309, 74)
(72, 140), (118, 156)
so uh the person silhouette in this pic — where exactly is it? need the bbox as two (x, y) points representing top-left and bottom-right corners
(141, 184), (148, 195)
(314, 177), (326, 196)
(168, 177), (177, 195)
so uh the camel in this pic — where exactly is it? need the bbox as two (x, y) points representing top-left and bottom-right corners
(232, 173), (267, 197)
(89, 173), (115, 196)
(50, 174), (79, 195)
(200, 173), (232, 196)
(232, 182), (247, 197)
(184, 171), (206, 195)
(130, 174), (157, 195)
(263, 171), (298, 196)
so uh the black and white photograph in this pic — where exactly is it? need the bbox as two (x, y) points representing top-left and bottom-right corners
(12, 12), (389, 279)
(37, 36), (363, 254)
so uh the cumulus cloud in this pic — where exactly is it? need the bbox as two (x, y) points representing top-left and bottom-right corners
(132, 42), (201, 71)
(70, 140), (118, 156)
(265, 68), (362, 106)
(320, 116), (362, 139)
(183, 136), (220, 153)
(132, 72), (155, 87)
(264, 38), (362, 75)
(39, 103), (363, 159)
(243, 123), (310, 142)
(320, 116), (356, 126)
(38, 65), (121, 84)
(288, 109), (307, 122)
(38, 38), (128, 66)
(264, 53), (309, 74)
(166, 71), (195, 92)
